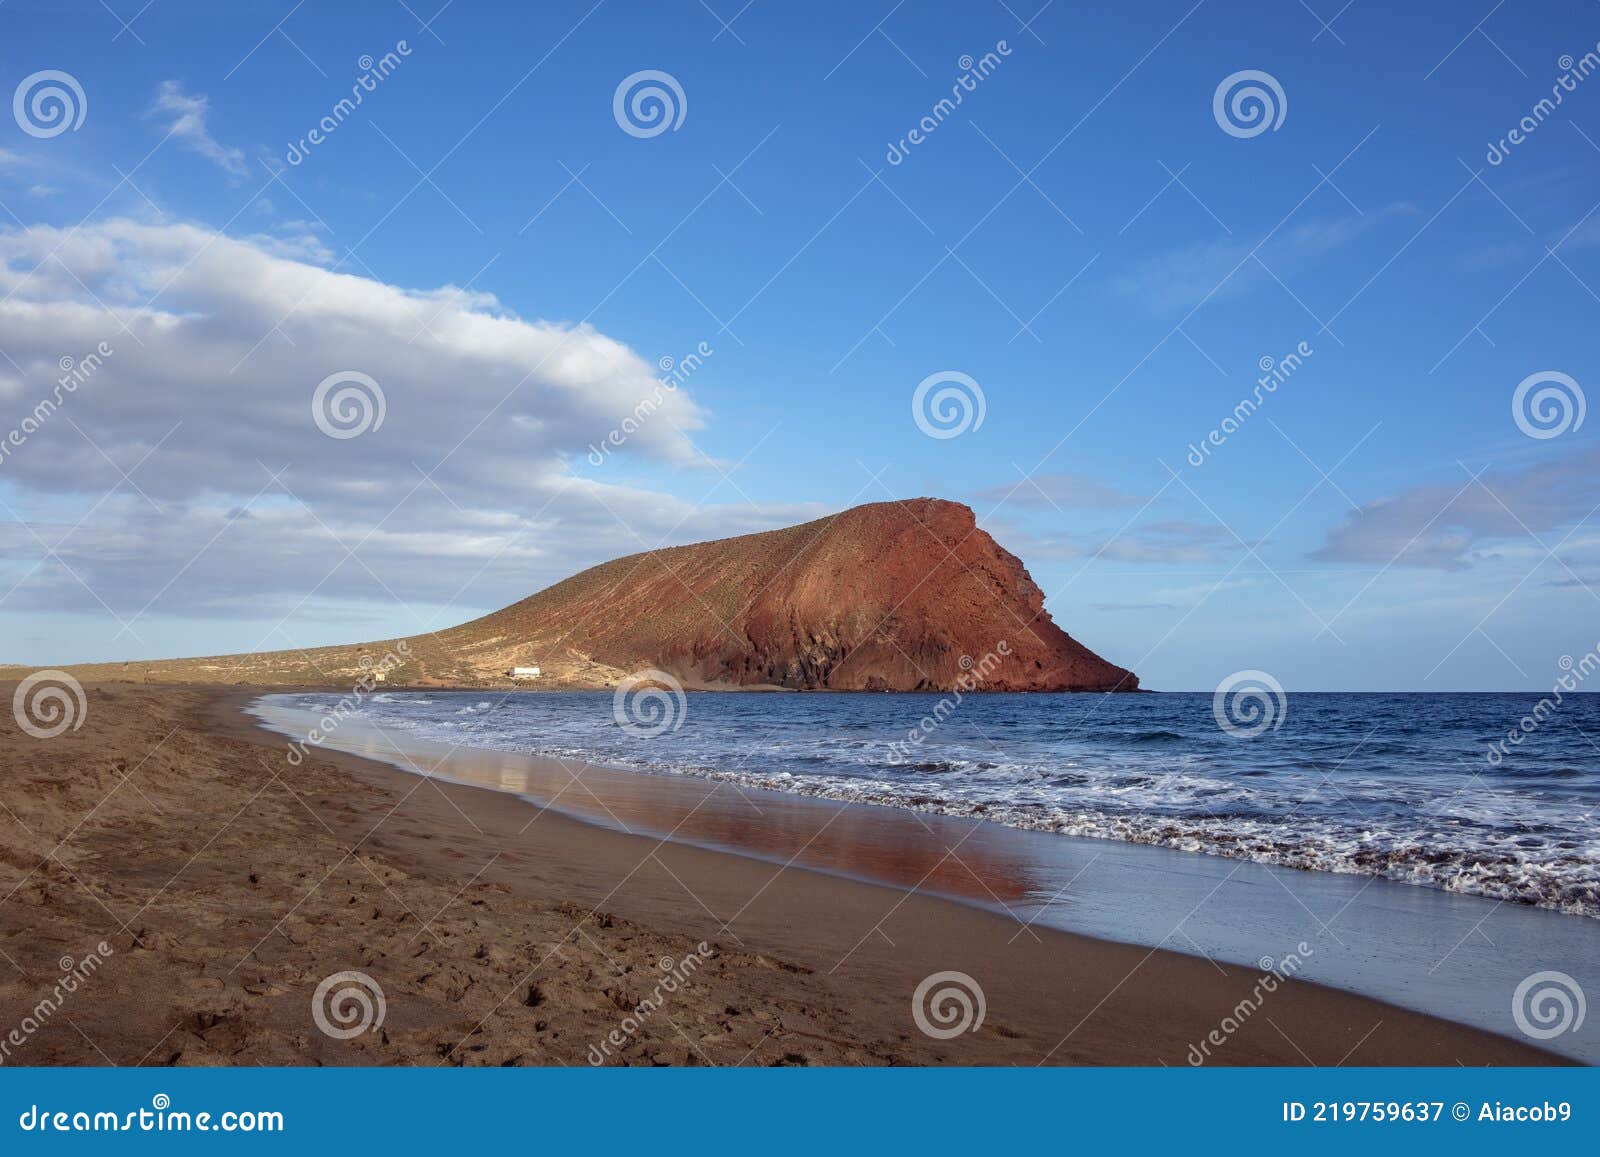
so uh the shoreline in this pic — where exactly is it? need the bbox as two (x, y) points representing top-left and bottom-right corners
(268, 689), (1596, 921)
(0, 682), (1570, 1066)
(247, 689), (1600, 1062)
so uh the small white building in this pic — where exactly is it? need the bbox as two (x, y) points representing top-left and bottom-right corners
(508, 666), (541, 680)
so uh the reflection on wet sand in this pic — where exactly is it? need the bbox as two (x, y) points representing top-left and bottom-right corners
(326, 714), (1045, 907)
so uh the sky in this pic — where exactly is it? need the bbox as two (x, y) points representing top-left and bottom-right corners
(0, 0), (1597, 691)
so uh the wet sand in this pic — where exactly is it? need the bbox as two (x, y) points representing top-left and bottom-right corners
(0, 683), (1567, 1066)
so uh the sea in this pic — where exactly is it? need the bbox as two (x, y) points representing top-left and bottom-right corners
(260, 688), (1599, 919)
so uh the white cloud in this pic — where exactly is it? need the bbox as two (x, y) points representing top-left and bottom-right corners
(149, 81), (247, 177)
(981, 516), (1253, 570)
(1311, 449), (1599, 569)
(972, 471), (1146, 510)
(1097, 519), (1245, 565)
(1114, 205), (1416, 314)
(0, 219), (811, 625)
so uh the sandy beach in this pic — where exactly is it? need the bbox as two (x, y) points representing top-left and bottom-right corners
(0, 681), (1568, 1067)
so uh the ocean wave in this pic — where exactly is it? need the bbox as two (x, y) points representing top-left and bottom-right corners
(611, 762), (1600, 918)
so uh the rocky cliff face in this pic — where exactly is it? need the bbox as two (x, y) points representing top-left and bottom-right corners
(25, 499), (1138, 692)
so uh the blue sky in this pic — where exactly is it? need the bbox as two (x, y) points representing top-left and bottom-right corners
(1, 0), (1597, 690)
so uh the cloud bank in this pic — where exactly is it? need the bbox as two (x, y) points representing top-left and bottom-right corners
(1311, 449), (1599, 570)
(0, 220), (810, 627)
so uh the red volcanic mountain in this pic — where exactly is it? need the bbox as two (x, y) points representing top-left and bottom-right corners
(30, 499), (1137, 693)
(438, 497), (1137, 692)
